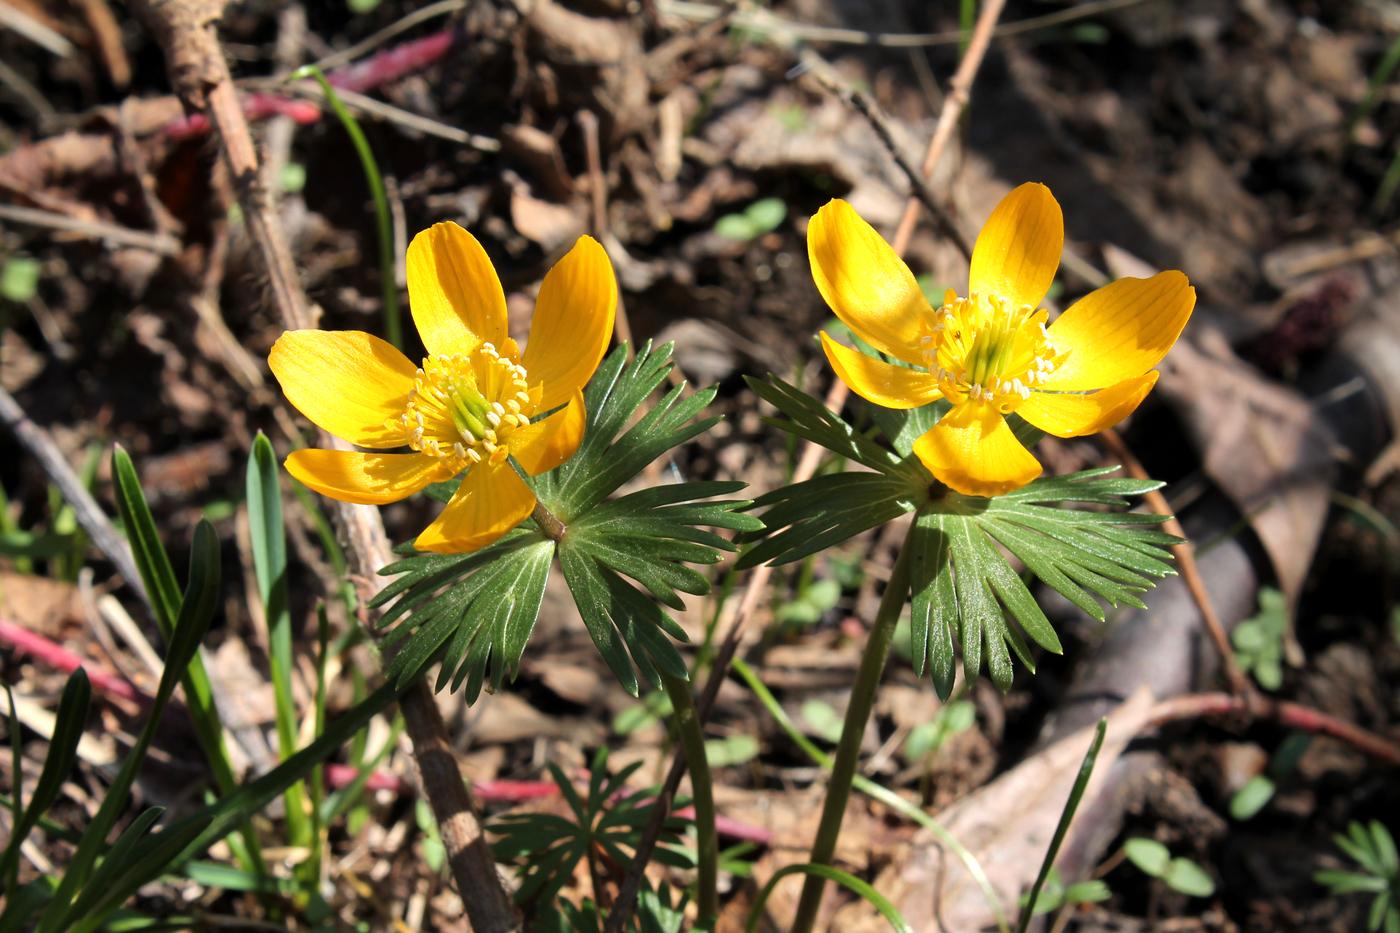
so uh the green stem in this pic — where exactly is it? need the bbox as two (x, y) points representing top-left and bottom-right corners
(660, 672), (718, 928)
(290, 66), (401, 349)
(790, 530), (915, 933)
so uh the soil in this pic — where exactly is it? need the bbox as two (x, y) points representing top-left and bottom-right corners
(1, 0), (1397, 929)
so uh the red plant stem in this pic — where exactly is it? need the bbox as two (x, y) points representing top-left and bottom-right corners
(1150, 692), (1400, 766)
(0, 618), (146, 705)
(328, 29), (456, 94)
(0, 618), (779, 840)
(320, 764), (774, 841)
(162, 29), (458, 140)
(165, 95), (321, 139)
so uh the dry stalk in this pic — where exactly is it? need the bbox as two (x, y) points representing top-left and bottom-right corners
(130, 1), (519, 928)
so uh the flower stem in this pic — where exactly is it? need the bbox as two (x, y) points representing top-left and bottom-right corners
(790, 531), (915, 933)
(660, 672), (718, 928)
(532, 500), (567, 541)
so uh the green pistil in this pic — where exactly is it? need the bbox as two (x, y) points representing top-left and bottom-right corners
(449, 385), (491, 441)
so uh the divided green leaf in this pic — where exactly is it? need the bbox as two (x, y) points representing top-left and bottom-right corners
(490, 748), (689, 914)
(375, 343), (758, 699)
(746, 379), (1179, 699)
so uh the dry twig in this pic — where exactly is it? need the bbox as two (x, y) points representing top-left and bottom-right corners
(1099, 427), (1253, 699)
(130, 1), (519, 927)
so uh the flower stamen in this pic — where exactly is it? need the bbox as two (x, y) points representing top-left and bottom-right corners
(395, 343), (536, 470)
(917, 292), (1066, 412)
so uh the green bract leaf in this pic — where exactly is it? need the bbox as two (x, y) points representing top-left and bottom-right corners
(491, 748), (688, 913)
(376, 343), (755, 699)
(748, 375), (1178, 698)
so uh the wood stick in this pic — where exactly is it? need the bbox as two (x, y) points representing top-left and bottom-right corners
(130, 2), (519, 928)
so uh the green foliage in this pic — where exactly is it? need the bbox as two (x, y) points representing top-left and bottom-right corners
(1315, 821), (1400, 932)
(800, 699), (845, 744)
(1228, 732), (1310, 822)
(1016, 718), (1107, 933)
(903, 699), (975, 762)
(1123, 838), (1216, 898)
(376, 343), (759, 700)
(112, 448), (250, 824)
(490, 748), (690, 913)
(1018, 867), (1110, 917)
(775, 576), (841, 626)
(30, 522), (221, 931)
(0, 257), (40, 303)
(713, 198), (787, 241)
(535, 881), (689, 933)
(247, 433), (310, 848)
(746, 863), (913, 933)
(705, 733), (760, 767)
(0, 669), (89, 893)
(744, 374), (1178, 698)
(1232, 586), (1288, 691)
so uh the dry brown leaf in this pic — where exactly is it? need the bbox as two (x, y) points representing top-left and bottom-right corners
(861, 688), (1156, 931)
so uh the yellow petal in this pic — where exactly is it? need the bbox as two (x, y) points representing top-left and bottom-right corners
(819, 332), (942, 410)
(1018, 371), (1159, 438)
(269, 330), (416, 448)
(509, 389), (585, 476)
(522, 236), (617, 413)
(968, 182), (1063, 311)
(1042, 271), (1194, 392)
(285, 450), (446, 505)
(913, 403), (1042, 497)
(807, 199), (927, 365)
(406, 222), (508, 356)
(414, 459), (535, 554)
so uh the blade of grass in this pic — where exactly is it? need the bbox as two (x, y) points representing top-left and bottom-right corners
(111, 447), (264, 875)
(304, 602), (332, 887)
(1014, 717), (1108, 933)
(287, 65), (400, 349)
(0, 669), (90, 893)
(745, 863), (913, 933)
(246, 434), (310, 848)
(38, 521), (221, 931)
(67, 682), (401, 932)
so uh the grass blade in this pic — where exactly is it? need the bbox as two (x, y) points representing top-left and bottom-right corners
(39, 521), (221, 931)
(247, 433), (309, 846)
(1015, 717), (1108, 933)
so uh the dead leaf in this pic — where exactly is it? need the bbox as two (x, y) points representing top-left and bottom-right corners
(863, 688), (1156, 932)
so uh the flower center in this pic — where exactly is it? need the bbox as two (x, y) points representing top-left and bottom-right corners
(398, 342), (534, 468)
(917, 291), (1065, 412)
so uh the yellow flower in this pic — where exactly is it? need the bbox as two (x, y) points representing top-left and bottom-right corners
(270, 223), (617, 553)
(812, 183), (1195, 497)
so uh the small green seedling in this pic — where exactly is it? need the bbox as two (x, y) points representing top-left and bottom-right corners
(776, 577), (842, 627)
(714, 198), (787, 241)
(1315, 820), (1400, 933)
(1018, 866), (1110, 917)
(1228, 732), (1311, 821)
(904, 699), (975, 763)
(1123, 837), (1215, 898)
(1, 257), (40, 303)
(1232, 587), (1288, 690)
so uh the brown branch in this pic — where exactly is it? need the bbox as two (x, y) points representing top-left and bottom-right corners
(1099, 427), (1253, 698)
(130, 2), (519, 928)
(577, 110), (635, 354)
(0, 389), (147, 609)
(799, 52), (971, 261)
(890, 0), (1008, 253)
(1149, 692), (1400, 766)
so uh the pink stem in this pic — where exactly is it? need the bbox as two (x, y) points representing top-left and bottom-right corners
(0, 618), (145, 704)
(162, 29), (459, 140)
